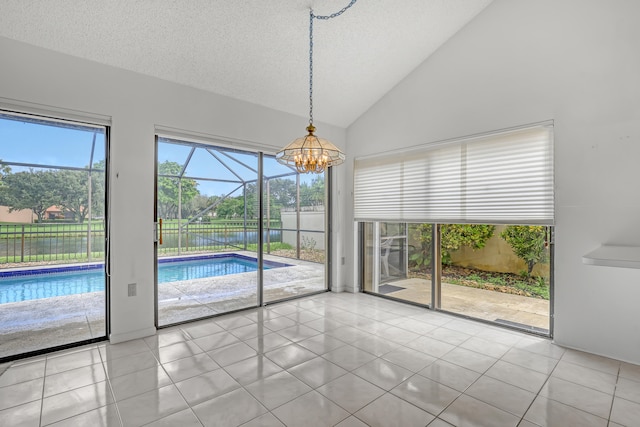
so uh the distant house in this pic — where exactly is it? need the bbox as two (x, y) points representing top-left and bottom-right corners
(0, 206), (36, 223)
(45, 206), (64, 220)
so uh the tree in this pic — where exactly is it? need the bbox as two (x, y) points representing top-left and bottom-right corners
(183, 194), (218, 220)
(50, 170), (91, 223)
(216, 197), (244, 219)
(410, 224), (496, 267)
(0, 161), (10, 185)
(157, 161), (199, 219)
(0, 167), (103, 223)
(263, 178), (297, 220)
(266, 178), (297, 208)
(90, 160), (107, 219)
(243, 183), (258, 219)
(501, 225), (548, 275)
(300, 176), (325, 207)
(0, 169), (58, 222)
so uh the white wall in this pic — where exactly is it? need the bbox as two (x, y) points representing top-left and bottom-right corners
(281, 210), (326, 250)
(0, 36), (346, 343)
(345, 0), (640, 364)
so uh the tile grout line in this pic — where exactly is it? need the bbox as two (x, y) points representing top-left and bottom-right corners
(514, 349), (559, 427)
(607, 364), (621, 426)
(99, 342), (125, 427)
(545, 356), (618, 423)
(39, 357), (46, 427)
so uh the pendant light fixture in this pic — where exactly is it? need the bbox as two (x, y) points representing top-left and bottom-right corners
(276, 0), (358, 174)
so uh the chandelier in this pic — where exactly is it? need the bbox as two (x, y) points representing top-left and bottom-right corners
(276, 1), (358, 174)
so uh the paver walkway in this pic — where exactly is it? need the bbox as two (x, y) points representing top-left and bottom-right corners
(379, 277), (549, 332)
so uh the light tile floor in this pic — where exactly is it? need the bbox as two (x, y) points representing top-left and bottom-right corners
(1, 292), (639, 427)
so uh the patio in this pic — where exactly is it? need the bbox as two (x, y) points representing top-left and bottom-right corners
(378, 277), (550, 333)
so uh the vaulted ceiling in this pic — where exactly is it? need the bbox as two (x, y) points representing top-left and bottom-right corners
(0, 0), (494, 127)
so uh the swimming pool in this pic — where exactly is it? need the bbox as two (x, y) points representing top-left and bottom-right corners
(0, 254), (290, 304)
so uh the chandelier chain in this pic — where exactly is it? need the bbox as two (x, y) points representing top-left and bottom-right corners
(313, 0), (359, 20)
(308, 0), (359, 125)
(309, 9), (314, 125)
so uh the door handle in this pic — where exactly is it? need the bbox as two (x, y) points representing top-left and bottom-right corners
(159, 218), (163, 245)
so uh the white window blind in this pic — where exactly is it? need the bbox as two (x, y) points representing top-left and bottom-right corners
(353, 124), (554, 225)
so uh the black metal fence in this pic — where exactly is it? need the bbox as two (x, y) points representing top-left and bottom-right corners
(0, 220), (326, 264)
(157, 220), (281, 255)
(0, 223), (106, 263)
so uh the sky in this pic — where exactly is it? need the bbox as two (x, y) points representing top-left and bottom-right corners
(0, 114), (319, 198)
(0, 114), (105, 171)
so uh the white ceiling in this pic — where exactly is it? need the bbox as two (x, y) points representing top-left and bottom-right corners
(0, 0), (493, 128)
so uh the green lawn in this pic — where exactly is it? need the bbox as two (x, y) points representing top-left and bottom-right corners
(0, 221), (105, 237)
(0, 252), (106, 264)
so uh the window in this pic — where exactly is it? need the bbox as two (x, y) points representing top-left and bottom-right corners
(356, 123), (554, 334)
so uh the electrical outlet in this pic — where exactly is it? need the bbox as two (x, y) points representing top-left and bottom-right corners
(128, 283), (137, 297)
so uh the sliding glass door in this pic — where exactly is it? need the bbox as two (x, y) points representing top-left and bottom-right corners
(360, 221), (552, 334)
(0, 111), (108, 360)
(155, 138), (260, 326)
(155, 137), (329, 327)
(361, 222), (427, 304)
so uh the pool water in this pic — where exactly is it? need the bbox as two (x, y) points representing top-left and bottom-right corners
(159, 256), (271, 282)
(0, 255), (284, 304)
(0, 270), (105, 304)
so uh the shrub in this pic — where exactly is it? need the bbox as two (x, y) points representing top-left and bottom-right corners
(409, 224), (496, 267)
(500, 225), (548, 276)
(441, 224), (495, 264)
(301, 236), (317, 251)
(409, 224), (433, 268)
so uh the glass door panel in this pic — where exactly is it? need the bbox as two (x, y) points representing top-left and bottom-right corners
(262, 158), (326, 303)
(361, 221), (429, 305)
(0, 111), (107, 360)
(155, 138), (258, 326)
(439, 223), (551, 334)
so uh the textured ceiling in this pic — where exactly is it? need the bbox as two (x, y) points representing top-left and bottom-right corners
(0, 0), (493, 128)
